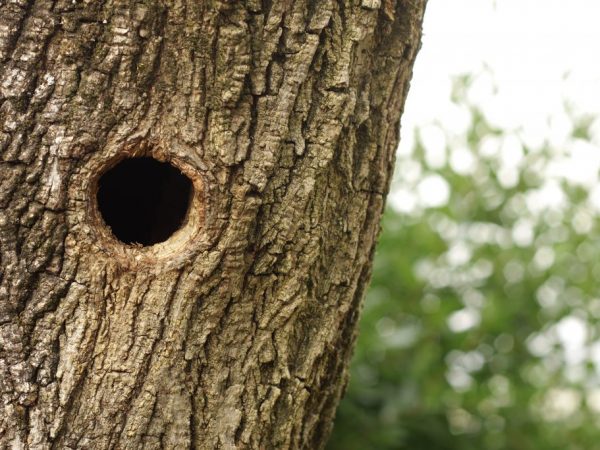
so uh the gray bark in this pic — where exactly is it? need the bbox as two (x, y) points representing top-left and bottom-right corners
(0, 0), (425, 448)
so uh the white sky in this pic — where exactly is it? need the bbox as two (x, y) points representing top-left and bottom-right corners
(400, 0), (600, 147)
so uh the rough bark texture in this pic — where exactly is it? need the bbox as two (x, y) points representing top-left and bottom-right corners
(0, 0), (425, 448)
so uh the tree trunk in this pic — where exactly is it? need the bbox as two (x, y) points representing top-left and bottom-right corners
(0, 0), (425, 448)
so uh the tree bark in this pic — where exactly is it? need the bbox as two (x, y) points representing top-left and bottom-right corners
(0, 0), (425, 448)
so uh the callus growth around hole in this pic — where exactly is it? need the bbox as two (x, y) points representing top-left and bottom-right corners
(96, 157), (193, 246)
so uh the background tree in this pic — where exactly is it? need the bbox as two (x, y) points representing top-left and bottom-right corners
(0, 1), (426, 448)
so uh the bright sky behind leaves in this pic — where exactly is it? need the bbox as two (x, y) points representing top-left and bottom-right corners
(390, 1), (600, 411)
(396, 0), (600, 212)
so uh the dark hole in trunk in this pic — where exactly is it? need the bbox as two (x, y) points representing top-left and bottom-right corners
(96, 157), (193, 246)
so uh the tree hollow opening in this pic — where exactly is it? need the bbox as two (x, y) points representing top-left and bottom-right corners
(96, 157), (193, 246)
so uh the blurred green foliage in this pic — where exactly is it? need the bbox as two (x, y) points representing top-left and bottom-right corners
(328, 75), (600, 450)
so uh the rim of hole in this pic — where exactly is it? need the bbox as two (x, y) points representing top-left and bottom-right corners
(87, 147), (205, 267)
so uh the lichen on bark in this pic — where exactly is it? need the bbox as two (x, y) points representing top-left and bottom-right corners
(0, 0), (426, 448)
